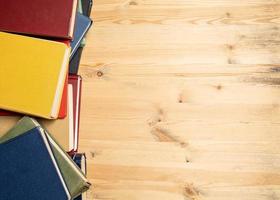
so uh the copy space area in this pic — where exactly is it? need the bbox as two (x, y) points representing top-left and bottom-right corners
(80, 0), (280, 199)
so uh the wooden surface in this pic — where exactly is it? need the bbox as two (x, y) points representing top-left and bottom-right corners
(79, 0), (280, 199)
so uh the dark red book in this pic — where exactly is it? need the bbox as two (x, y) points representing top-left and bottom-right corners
(0, 110), (14, 115)
(0, 79), (68, 119)
(0, 0), (77, 39)
(68, 75), (82, 152)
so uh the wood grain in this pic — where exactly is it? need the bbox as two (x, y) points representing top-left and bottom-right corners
(79, 0), (280, 199)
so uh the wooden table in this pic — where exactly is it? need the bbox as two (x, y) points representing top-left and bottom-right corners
(79, 0), (280, 199)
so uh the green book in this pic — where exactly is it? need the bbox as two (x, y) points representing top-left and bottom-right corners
(78, 0), (83, 14)
(0, 116), (91, 199)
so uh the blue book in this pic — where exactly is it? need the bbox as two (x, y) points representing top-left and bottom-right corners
(0, 127), (70, 200)
(72, 153), (87, 175)
(69, 46), (84, 74)
(70, 13), (92, 59)
(81, 0), (93, 17)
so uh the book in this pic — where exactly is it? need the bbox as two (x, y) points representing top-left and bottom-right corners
(38, 84), (74, 151)
(69, 0), (92, 74)
(0, 32), (70, 119)
(69, 46), (84, 74)
(47, 135), (90, 199)
(69, 75), (82, 152)
(0, 84), (74, 152)
(72, 153), (87, 175)
(78, 0), (84, 14)
(70, 13), (92, 59)
(58, 75), (68, 119)
(0, 110), (14, 116)
(0, 74), (67, 119)
(72, 153), (88, 200)
(81, 0), (93, 17)
(0, 77), (67, 118)
(0, 124), (70, 200)
(0, 116), (91, 199)
(0, 0), (77, 39)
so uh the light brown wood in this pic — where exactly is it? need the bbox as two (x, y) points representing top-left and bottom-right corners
(79, 0), (280, 199)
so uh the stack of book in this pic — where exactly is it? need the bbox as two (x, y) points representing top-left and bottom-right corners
(0, 0), (93, 199)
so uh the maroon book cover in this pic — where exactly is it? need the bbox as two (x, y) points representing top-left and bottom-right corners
(0, 0), (77, 39)
(0, 110), (14, 116)
(68, 74), (82, 152)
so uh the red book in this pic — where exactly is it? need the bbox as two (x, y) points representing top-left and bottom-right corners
(0, 110), (14, 116)
(0, 0), (77, 39)
(0, 79), (68, 119)
(68, 75), (82, 152)
(58, 75), (68, 119)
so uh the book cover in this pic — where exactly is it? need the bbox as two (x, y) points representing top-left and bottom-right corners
(39, 84), (74, 152)
(70, 13), (92, 59)
(72, 153), (87, 175)
(0, 0), (77, 39)
(69, 1), (91, 74)
(47, 134), (90, 199)
(39, 114), (72, 152)
(0, 126), (70, 200)
(69, 46), (84, 74)
(73, 153), (88, 200)
(0, 85), (74, 152)
(0, 32), (69, 119)
(81, 0), (93, 17)
(0, 110), (14, 115)
(0, 78), (68, 119)
(58, 75), (68, 119)
(69, 75), (82, 152)
(0, 116), (91, 199)
(78, 0), (83, 14)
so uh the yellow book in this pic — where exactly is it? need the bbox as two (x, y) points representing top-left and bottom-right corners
(0, 31), (70, 119)
(0, 85), (74, 151)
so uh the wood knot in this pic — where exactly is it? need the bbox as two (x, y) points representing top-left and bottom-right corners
(178, 92), (187, 103)
(184, 184), (201, 200)
(90, 151), (95, 158)
(96, 71), (104, 77)
(226, 12), (231, 17)
(227, 58), (235, 64)
(269, 67), (280, 73)
(178, 94), (184, 103)
(216, 85), (223, 90)
(227, 44), (234, 50)
(129, 1), (138, 5)
(147, 107), (165, 127)
(95, 63), (105, 67)
(180, 142), (188, 148)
